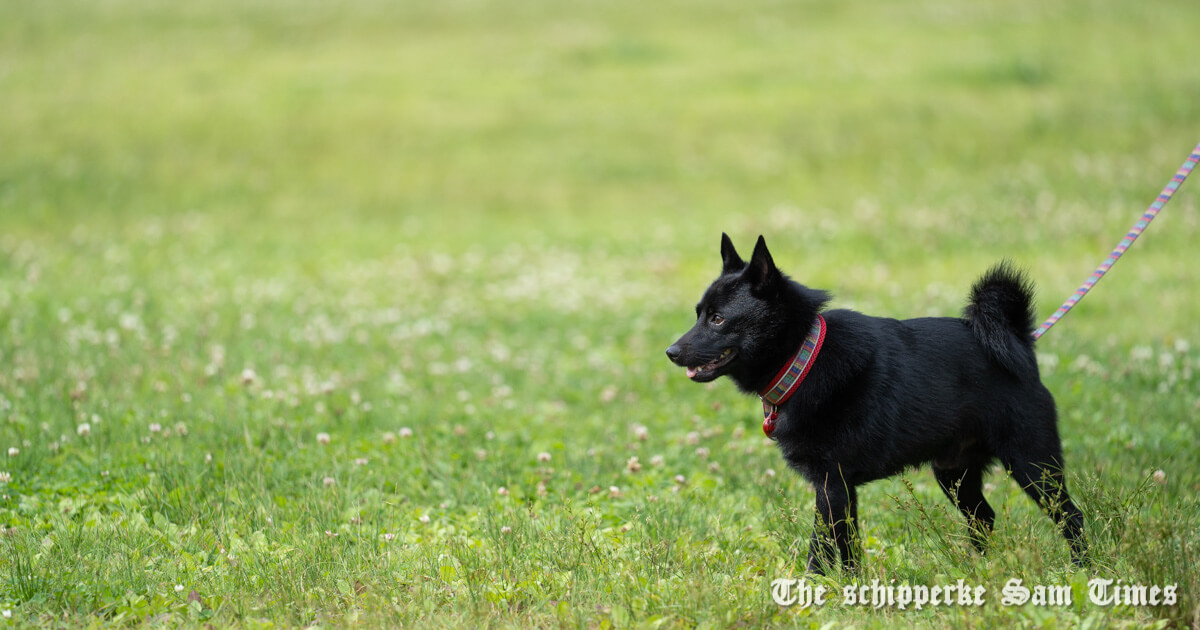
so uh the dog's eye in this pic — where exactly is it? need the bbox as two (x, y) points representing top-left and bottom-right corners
(709, 313), (725, 326)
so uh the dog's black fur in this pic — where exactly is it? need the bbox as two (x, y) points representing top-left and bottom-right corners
(666, 234), (1087, 574)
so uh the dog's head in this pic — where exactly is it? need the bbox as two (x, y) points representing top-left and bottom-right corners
(665, 233), (790, 384)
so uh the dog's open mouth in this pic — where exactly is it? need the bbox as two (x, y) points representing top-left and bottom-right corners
(686, 348), (737, 381)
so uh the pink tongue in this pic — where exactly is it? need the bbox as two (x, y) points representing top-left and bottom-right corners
(686, 367), (698, 379)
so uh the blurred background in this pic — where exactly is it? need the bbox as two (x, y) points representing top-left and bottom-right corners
(2, 0), (1198, 352)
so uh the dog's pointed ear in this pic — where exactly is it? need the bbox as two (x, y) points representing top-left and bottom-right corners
(745, 235), (780, 295)
(720, 233), (744, 273)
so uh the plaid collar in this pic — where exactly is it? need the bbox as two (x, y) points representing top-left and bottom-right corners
(758, 315), (826, 437)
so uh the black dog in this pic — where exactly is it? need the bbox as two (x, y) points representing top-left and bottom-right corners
(666, 234), (1087, 574)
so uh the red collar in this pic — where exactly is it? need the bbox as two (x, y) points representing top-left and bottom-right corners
(758, 315), (826, 436)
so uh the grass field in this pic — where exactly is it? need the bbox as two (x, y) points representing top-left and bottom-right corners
(2, 0), (1199, 627)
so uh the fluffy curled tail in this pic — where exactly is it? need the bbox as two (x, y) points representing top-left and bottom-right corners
(964, 261), (1038, 375)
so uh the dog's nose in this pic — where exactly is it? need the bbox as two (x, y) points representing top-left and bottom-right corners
(665, 344), (682, 363)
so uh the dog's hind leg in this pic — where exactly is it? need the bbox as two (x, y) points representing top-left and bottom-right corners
(1004, 456), (1088, 567)
(933, 466), (995, 554)
(807, 476), (859, 575)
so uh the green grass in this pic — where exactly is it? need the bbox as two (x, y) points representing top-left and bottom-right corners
(1, 0), (1198, 627)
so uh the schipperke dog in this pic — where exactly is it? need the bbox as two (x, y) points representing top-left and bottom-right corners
(666, 234), (1087, 574)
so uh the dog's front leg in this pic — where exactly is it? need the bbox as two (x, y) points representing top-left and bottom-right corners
(807, 479), (858, 575)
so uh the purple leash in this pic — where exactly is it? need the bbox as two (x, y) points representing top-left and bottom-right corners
(1033, 143), (1200, 340)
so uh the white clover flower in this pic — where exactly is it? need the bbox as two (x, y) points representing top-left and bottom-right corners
(6, 447), (17, 457)
(241, 368), (257, 385)
(316, 432), (331, 445)
(650, 455), (665, 467)
(418, 514), (431, 524)
(398, 427), (413, 439)
(174, 584), (184, 593)
(382, 432), (397, 445)
(1152, 469), (1167, 485)
(626, 456), (642, 473)
(537, 452), (551, 463)
(77, 423), (92, 436)
(1070, 355), (1094, 372)
(323, 476), (336, 487)
(0, 472), (10, 484)
(497, 486), (508, 496)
